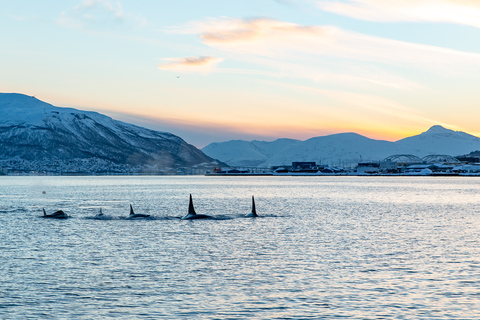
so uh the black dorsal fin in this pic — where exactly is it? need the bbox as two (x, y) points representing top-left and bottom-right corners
(43, 208), (47, 216)
(251, 196), (258, 217)
(188, 194), (196, 215)
(130, 204), (134, 216)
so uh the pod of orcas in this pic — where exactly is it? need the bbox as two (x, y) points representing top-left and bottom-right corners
(41, 194), (259, 220)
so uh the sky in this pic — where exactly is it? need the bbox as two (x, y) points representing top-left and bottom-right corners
(2, 0), (480, 148)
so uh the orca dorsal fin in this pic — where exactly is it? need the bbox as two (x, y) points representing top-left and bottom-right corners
(43, 208), (47, 216)
(251, 196), (258, 217)
(130, 204), (134, 216)
(188, 194), (196, 215)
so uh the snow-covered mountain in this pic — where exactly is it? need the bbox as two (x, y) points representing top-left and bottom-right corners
(396, 125), (480, 155)
(202, 138), (299, 167)
(202, 126), (480, 168)
(0, 93), (218, 174)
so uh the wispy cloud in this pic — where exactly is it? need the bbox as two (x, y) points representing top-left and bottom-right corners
(198, 17), (320, 45)
(58, 0), (146, 30)
(197, 19), (480, 68)
(172, 16), (473, 133)
(316, 0), (480, 28)
(7, 14), (31, 21)
(175, 17), (480, 74)
(267, 79), (453, 130)
(158, 56), (223, 73)
(318, 88), (455, 129)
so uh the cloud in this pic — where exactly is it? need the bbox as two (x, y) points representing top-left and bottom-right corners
(274, 0), (297, 4)
(7, 14), (31, 21)
(180, 17), (480, 72)
(58, 0), (146, 30)
(316, 0), (480, 28)
(316, 88), (454, 128)
(193, 17), (324, 47)
(158, 56), (223, 72)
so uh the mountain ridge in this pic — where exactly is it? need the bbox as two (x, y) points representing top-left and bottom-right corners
(0, 93), (219, 174)
(202, 125), (480, 168)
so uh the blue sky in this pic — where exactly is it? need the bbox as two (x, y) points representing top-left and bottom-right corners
(2, 0), (480, 147)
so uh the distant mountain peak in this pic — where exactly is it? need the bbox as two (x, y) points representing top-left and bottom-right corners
(424, 125), (453, 134)
(0, 92), (47, 108)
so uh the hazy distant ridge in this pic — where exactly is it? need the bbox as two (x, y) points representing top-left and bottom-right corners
(202, 125), (480, 167)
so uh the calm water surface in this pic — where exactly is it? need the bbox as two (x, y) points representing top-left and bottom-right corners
(1, 176), (480, 319)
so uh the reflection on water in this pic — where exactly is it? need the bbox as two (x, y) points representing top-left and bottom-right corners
(1, 176), (480, 319)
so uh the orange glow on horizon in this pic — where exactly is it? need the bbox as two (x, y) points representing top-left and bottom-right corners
(36, 93), (479, 145)
(95, 107), (436, 142)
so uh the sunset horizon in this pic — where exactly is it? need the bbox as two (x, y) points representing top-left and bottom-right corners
(3, 91), (473, 149)
(2, 1), (480, 147)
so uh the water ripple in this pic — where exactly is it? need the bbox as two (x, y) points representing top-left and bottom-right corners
(1, 176), (480, 318)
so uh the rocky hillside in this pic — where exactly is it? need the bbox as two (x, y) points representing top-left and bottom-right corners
(0, 93), (219, 174)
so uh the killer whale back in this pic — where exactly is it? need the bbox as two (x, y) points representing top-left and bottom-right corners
(42, 208), (69, 219)
(182, 194), (212, 220)
(128, 204), (150, 218)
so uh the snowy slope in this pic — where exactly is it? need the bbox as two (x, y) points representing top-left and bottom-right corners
(262, 133), (401, 168)
(202, 126), (480, 168)
(201, 140), (268, 167)
(202, 138), (299, 167)
(396, 125), (480, 156)
(0, 93), (218, 170)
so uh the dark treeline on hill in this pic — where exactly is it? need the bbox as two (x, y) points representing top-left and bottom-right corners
(0, 93), (221, 174)
(456, 151), (480, 163)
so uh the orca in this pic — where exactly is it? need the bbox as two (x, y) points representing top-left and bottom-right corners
(127, 204), (150, 219)
(42, 208), (69, 219)
(86, 208), (117, 220)
(87, 208), (106, 219)
(245, 196), (258, 218)
(182, 194), (213, 220)
(96, 208), (104, 217)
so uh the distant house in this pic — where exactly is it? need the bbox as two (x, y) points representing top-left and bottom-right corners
(216, 169), (249, 174)
(290, 162), (318, 173)
(404, 164), (434, 175)
(291, 162), (316, 170)
(356, 162), (380, 174)
(379, 160), (397, 172)
(452, 164), (480, 173)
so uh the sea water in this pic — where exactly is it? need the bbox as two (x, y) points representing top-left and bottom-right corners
(1, 176), (480, 319)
